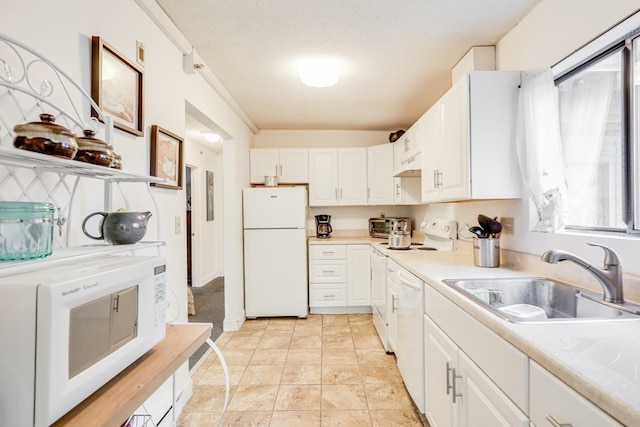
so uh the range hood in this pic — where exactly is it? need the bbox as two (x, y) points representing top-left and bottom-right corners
(393, 152), (422, 177)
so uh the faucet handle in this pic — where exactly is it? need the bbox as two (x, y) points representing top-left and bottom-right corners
(587, 242), (621, 266)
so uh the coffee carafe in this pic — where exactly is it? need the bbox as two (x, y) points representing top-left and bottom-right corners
(315, 214), (332, 238)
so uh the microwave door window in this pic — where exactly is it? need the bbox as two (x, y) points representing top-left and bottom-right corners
(109, 286), (138, 352)
(69, 295), (112, 378)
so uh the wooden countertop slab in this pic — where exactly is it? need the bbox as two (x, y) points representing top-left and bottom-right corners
(53, 323), (212, 427)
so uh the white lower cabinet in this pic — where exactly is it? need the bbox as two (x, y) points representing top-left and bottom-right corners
(529, 361), (622, 427)
(309, 244), (370, 313)
(424, 315), (528, 427)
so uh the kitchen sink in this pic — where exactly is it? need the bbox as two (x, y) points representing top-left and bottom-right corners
(441, 277), (640, 324)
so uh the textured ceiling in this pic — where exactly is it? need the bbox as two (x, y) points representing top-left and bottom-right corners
(157, 0), (539, 132)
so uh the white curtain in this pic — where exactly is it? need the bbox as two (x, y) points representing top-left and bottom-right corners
(558, 71), (614, 205)
(516, 69), (567, 230)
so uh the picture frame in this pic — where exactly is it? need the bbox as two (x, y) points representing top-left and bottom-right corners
(91, 36), (144, 136)
(206, 170), (214, 221)
(150, 125), (183, 190)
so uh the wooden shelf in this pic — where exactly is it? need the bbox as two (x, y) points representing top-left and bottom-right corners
(53, 323), (212, 427)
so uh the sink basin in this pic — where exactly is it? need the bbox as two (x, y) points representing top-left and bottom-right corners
(441, 277), (640, 324)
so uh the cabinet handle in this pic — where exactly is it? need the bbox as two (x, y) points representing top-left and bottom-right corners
(438, 171), (444, 190)
(433, 170), (438, 189)
(335, 188), (338, 199)
(323, 294), (336, 298)
(446, 361), (453, 395)
(279, 164), (283, 176)
(391, 295), (398, 312)
(322, 270), (336, 274)
(452, 367), (462, 404)
(322, 251), (335, 255)
(545, 416), (573, 427)
(396, 183), (401, 196)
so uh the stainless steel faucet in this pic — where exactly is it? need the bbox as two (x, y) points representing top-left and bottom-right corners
(541, 243), (624, 304)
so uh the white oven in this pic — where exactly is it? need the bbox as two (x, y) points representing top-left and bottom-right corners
(0, 255), (167, 427)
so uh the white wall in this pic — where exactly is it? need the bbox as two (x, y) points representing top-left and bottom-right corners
(0, 0), (254, 418)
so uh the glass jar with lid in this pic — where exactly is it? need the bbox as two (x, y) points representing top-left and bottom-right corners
(0, 202), (55, 261)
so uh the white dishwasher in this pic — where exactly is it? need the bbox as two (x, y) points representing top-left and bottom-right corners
(390, 259), (425, 414)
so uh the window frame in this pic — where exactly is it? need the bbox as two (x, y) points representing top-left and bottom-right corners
(551, 12), (640, 236)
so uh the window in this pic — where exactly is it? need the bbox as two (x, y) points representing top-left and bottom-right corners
(553, 14), (639, 234)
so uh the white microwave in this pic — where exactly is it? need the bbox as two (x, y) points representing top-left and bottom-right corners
(0, 255), (167, 427)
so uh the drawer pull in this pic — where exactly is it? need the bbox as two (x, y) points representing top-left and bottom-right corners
(546, 415), (573, 427)
(323, 294), (336, 298)
(322, 251), (335, 255)
(446, 361), (453, 395)
(322, 270), (336, 274)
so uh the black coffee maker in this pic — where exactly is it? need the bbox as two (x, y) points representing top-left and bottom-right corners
(315, 214), (332, 238)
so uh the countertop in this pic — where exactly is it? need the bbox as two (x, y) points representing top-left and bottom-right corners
(309, 236), (640, 426)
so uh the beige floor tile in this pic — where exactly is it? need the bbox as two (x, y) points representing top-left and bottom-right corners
(293, 326), (323, 336)
(230, 329), (266, 338)
(321, 410), (372, 427)
(214, 333), (232, 349)
(358, 364), (403, 384)
(348, 313), (374, 325)
(224, 335), (261, 349)
(249, 348), (289, 365)
(352, 334), (384, 349)
(322, 333), (354, 349)
(241, 319), (271, 330)
(286, 348), (322, 365)
(281, 364), (322, 384)
(369, 409), (424, 427)
(239, 365), (284, 385)
(322, 325), (352, 335)
(290, 335), (322, 349)
(321, 365), (361, 384)
(322, 348), (357, 365)
(274, 385), (322, 410)
(323, 314), (350, 326)
(350, 324), (377, 334)
(177, 411), (222, 427)
(355, 348), (396, 365)
(257, 334), (292, 349)
(220, 348), (255, 366)
(364, 384), (415, 410)
(270, 410), (321, 427)
(299, 314), (323, 326)
(197, 365), (245, 386)
(183, 385), (234, 412)
(321, 384), (368, 410)
(226, 385), (278, 411)
(266, 318), (297, 331)
(218, 410), (271, 427)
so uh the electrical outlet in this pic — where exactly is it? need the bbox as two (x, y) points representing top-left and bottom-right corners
(175, 216), (181, 234)
(500, 217), (514, 235)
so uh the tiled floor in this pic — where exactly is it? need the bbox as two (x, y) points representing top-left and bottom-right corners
(178, 314), (425, 427)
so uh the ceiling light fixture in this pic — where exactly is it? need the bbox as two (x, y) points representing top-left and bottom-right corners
(299, 58), (340, 88)
(201, 130), (221, 143)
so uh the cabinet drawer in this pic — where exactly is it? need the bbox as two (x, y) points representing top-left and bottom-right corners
(309, 284), (347, 306)
(309, 259), (347, 282)
(530, 361), (621, 427)
(309, 245), (347, 259)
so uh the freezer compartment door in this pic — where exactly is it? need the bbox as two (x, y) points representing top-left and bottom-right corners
(244, 228), (308, 318)
(243, 187), (307, 229)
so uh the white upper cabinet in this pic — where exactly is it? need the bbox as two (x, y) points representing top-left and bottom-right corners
(421, 71), (521, 203)
(309, 147), (367, 206)
(367, 143), (394, 205)
(250, 148), (309, 184)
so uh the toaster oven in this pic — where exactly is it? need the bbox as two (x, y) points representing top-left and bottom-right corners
(368, 217), (410, 238)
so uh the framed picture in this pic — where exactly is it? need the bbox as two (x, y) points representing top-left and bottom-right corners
(91, 36), (144, 136)
(150, 125), (183, 190)
(206, 170), (214, 221)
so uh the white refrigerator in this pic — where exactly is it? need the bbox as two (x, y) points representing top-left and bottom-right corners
(243, 186), (308, 318)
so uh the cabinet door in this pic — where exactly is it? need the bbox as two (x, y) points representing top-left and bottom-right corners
(250, 148), (279, 183)
(530, 361), (622, 427)
(424, 315), (458, 427)
(309, 148), (339, 206)
(338, 147), (367, 205)
(439, 78), (470, 202)
(367, 144), (394, 205)
(347, 245), (371, 306)
(421, 105), (441, 202)
(387, 274), (398, 353)
(458, 351), (528, 427)
(279, 148), (309, 183)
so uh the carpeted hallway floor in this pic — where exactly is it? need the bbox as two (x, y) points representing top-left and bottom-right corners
(189, 277), (225, 369)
